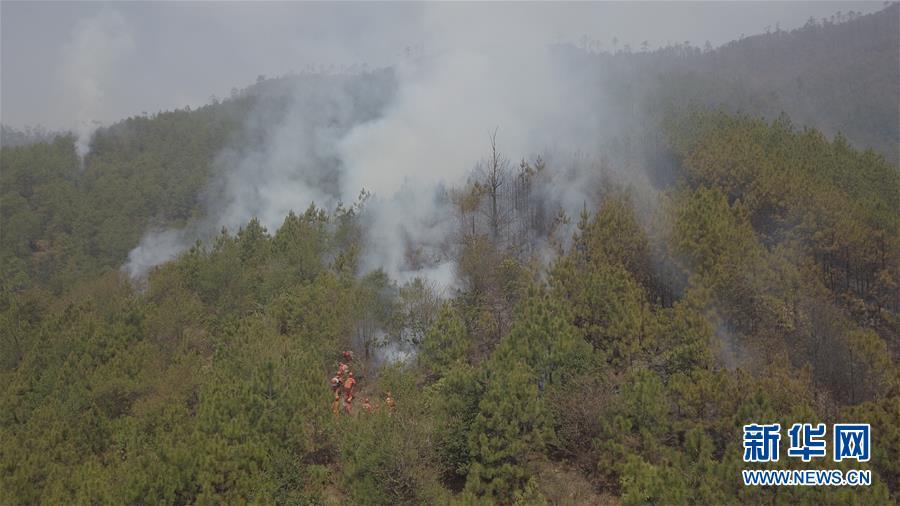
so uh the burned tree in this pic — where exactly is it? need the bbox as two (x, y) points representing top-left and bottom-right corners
(477, 128), (510, 243)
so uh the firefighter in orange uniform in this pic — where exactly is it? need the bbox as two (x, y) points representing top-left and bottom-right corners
(384, 391), (396, 413)
(330, 370), (343, 415)
(343, 371), (357, 414)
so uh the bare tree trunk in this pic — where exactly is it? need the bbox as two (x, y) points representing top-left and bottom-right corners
(485, 128), (506, 243)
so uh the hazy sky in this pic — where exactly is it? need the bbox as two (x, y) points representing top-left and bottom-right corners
(1, 1), (883, 130)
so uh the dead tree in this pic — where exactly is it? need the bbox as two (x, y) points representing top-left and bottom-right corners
(479, 128), (509, 242)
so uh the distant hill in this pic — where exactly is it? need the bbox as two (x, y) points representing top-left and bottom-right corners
(0, 125), (64, 148)
(685, 3), (898, 164)
(559, 3), (900, 165)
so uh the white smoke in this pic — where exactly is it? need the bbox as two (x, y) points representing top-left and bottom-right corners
(123, 227), (196, 279)
(332, 42), (624, 282)
(374, 340), (417, 367)
(125, 5), (630, 284)
(60, 10), (133, 161)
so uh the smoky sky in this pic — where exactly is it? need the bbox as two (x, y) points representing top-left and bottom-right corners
(1, 1), (884, 131)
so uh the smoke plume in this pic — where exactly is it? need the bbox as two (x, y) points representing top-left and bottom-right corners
(125, 6), (645, 283)
(60, 10), (133, 160)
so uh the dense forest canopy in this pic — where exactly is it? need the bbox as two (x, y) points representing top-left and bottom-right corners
(1, 4), (898, 504)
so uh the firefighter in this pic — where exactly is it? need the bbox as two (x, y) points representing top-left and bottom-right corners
(330, 371), (343, 415)
(342, 350), (354, 362)
(343, 371), (357, 414)
(344, 396), (353, 414)
(362, 397), (373, 413)
(384, 391), (396, 413)
(338, 361), (349, 378)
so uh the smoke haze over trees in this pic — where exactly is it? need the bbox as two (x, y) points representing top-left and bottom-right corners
(1, 3), (898, 504)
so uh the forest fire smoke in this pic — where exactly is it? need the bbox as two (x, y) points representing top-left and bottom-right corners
(124, 13), (625, 283)
(60, 10), (133, 162)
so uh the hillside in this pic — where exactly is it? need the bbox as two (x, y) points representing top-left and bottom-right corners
(683, 3), (899, 164)
(559, 3), (899, 166)
(1, 5), (898, 505)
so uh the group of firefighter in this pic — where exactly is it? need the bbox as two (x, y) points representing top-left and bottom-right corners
(330, 350), (395, 416)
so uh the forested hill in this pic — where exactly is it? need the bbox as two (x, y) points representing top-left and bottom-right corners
(1, 103), (245, 291)
(687, 3), (899, 164)
(3, 6), (897, 296)
(1, 6), (899, 505)
(557, 3), (899, 165)
(2, 111), (897, 504)
(0, 69), (397, 292)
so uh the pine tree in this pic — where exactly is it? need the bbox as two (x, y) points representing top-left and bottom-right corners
(419, 303), (469, 376)
(492, 288), (592, 390)
(465, 360), (552, 501)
